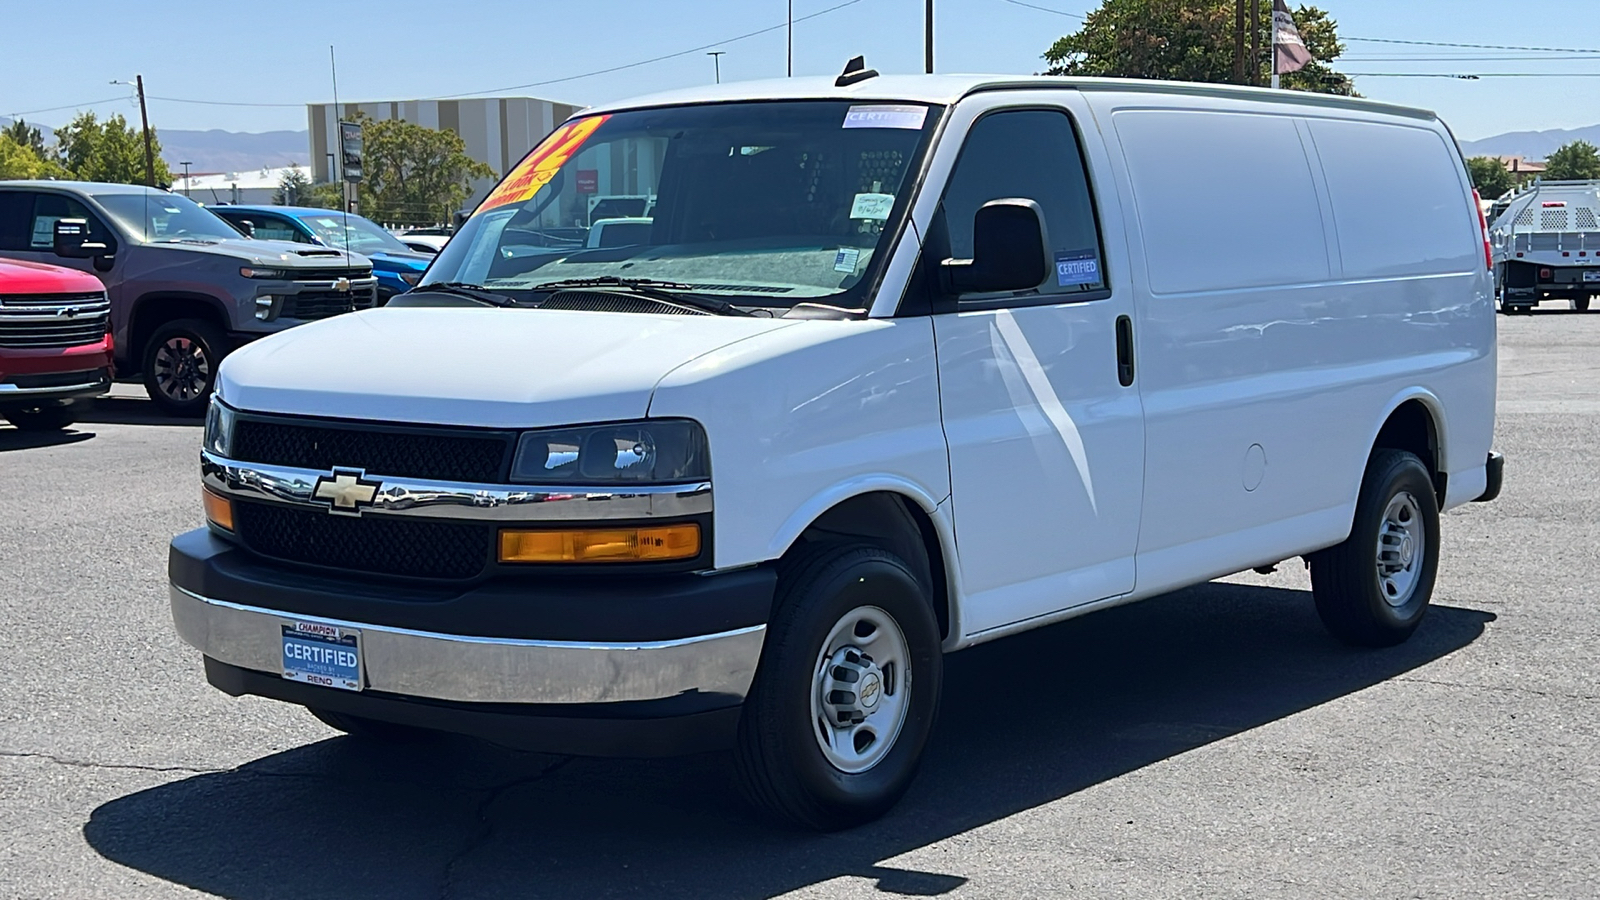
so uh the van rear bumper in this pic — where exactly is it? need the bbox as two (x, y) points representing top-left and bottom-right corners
(1475, 451), (1504, 503)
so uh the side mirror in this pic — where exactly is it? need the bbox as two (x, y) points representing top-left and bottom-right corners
(940, 199), (1050, 295)
(236, 219), (256, 238)
(53, 218), (107, 260)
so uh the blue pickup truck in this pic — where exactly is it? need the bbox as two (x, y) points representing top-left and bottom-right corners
(213, 206), (431, 304)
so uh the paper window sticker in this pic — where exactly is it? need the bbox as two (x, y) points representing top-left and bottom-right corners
(1054, 250), (1101, 287)
(834, 247), (862, 273)
(843, 105), (928, 130)
(850, 193), (895, 220)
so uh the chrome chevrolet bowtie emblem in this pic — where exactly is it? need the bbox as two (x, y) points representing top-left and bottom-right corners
(311, 469), (381, 515)
(334, 277), (351, 292)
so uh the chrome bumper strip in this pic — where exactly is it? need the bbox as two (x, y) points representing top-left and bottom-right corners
(170, 585), (765, 705)
(201, 450), (712, 521)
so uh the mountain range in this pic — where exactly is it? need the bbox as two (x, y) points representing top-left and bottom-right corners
(1457, 124), (1600, 161)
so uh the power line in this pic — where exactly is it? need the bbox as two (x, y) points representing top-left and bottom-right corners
(1343, 55), (1600, 62)
(1346, 72), (1600, 78)
(5, 95), (129, 118)
(998, 0), (1086, 18)
(1344, 36), (1600, 54)
(422, 0), (869, 100)
(148, 96), (304, 108)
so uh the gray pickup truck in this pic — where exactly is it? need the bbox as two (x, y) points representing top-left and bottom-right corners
(0, 182), (378, 415)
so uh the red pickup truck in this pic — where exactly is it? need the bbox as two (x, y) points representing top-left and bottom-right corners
(0, 258), (112, 431)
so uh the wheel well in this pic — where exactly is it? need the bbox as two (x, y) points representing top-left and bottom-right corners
(1374, 399), (1444, 502)
(787, 492), (951, 640)
(128, 294), (229, 374)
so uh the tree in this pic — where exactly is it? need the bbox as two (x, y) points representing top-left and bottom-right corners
(1543, 140), (1600, 181)
(1466, 157), (1517, 199)
(0, 134), (57, 180)
(53, 111), (171, 186)
(350, 115), (495, 226)
(3, 119), (48, 159)
(1043, 0), (1353, 95)
(274, 166), (312, 205)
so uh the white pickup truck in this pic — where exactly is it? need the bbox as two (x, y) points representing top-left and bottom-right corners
(171, 66), (1501, 830)
(1491, 179), (1600, 312)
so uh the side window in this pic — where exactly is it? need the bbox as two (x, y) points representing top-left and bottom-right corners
(245, 216), (310, 243)
(938, 109), (1107, 298)
(28, 193), (117, 252)
(0, 191), (37, 251)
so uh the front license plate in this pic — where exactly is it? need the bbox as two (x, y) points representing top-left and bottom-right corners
(281, 621), (362, 691)
(1584, 270), (1600, 283)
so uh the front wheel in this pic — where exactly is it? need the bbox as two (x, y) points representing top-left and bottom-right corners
(1310, 449), (1440, 647)
(142, 319), (225, 417)
(2, 403), (77, 431)
(734, 543), (943, 831)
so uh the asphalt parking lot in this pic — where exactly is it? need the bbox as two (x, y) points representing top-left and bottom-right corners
(1, 307), (1596, 899)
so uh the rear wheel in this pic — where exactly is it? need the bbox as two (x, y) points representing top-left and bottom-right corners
(1575, 296), (1593, 313)
(734, 543), (942, 831)
(1, 403), (76, 431)
(1310, 449), (1440, 647)
(142, 319), (225, 417)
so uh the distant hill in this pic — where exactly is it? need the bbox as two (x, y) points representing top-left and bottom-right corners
(1458, 124), (1600, 161)
(156, 129), (309, 175)
(0, 117), (307, 175)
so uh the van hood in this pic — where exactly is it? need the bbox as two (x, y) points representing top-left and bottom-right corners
(216, 307), (798, 428)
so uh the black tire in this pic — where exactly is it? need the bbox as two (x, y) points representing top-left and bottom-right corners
(734, 542), (943, 831)
(308, 708), (436, 743)
(2, 403), (76, 431)
(142, 318), (225, 417)
(1310, 449), (1440, 647)
(1576, 296), (1592, 313)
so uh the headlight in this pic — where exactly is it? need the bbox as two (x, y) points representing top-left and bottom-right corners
(399, 271), (422, 286)
(240, 266), (287, 279)
(510, 419), (708, 485)
(204, 398), (235, 457)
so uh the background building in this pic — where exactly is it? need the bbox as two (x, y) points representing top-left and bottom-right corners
(306, 97), (585, 209)
(171, 165), (306, 206)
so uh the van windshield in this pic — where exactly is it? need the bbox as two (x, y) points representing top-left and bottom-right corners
(423, 100), (941, 308)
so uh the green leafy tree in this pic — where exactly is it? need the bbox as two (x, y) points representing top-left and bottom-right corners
(273, 166), (312, 205)
(3, 119), (48, 159)
(54, 111), (172, 185)
(349, 114), (495, 226)
(0, 133), (59, 180)
(1043, 0), (1353, 95)
(1543, 140), (1600, 181)
(1466, 156), (1517, 199)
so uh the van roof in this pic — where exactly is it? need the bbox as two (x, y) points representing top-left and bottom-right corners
(584, 74), (1438, 122)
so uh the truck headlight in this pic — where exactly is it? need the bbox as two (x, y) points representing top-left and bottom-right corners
(399, 271), (422, 286)
(239, 267), (287, 279)
(510, 419), (708, 485)
(204, 398), (235, 457)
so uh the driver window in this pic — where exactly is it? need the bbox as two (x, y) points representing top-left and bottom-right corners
(937, 109), (1107, 299)
(248, 217), (308, 243)
(29, 194), (115, 252)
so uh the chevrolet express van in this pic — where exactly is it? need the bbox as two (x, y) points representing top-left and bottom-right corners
(171, 71), (1501, 830)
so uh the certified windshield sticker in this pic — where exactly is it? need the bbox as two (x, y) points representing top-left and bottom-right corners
(850, 192), (895, 220)
(1055, 250), (1101, 286)
(843, 105), (928, 130)
(834, 247), (862, 273)
(476, 115), (610, 215)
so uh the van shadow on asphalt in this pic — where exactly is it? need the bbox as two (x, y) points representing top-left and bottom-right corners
(84, 582), (1493, 899)
(0, 427), (95, 452)
(76, 396), (201, 427)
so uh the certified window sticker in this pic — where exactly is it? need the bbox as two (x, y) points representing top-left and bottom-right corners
(1055, 250), (1101, 287)
(843, 105), (928, 130)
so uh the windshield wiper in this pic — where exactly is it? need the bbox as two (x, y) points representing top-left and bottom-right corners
(526, 276), (752, 317)
(406, 282), (520, 308)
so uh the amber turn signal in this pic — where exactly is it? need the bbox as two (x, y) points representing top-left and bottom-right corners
(498, 523), (700, 563)
(203, 488), (234, 531)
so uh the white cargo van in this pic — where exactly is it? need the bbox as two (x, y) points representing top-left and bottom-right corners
(171, 70), (1501, 830)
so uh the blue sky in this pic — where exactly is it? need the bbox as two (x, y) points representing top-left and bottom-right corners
(3, 0), (1596, 141)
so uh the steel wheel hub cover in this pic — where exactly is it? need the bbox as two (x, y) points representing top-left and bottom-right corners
(1376, 491), (1426, 607)
(808, 605), (911, 775)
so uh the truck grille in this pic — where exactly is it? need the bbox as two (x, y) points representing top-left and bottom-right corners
(232, 415), (514, 484)
(233, 500), (492, 580)
(285, 275), (378, 320)
(0, 292), (109, 349)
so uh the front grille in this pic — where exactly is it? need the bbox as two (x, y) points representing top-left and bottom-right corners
(232, 416), (513, 483)
(0, 292), (109, 349)
(233, 501), (492, 580)
(285, 287), (376, 320)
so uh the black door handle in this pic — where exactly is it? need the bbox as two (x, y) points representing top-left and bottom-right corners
(1115, 315), (1135, 387)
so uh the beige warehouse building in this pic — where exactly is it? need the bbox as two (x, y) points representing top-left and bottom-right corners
(306, 96), (587, 210)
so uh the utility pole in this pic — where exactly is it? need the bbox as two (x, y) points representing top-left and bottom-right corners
(1233, 0), (1246, 84)
(179, 161), (192, 196)
(787, 0), (793, 77)
(1250, 0), (1261, 86)
(925, 0), (934, 74)
(135, 74), (156, 187)
(708, 51), (725, 84)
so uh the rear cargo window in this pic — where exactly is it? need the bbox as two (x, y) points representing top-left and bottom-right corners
(1114, 109), (1329, 294)
(1307, 119), (1477, 278)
